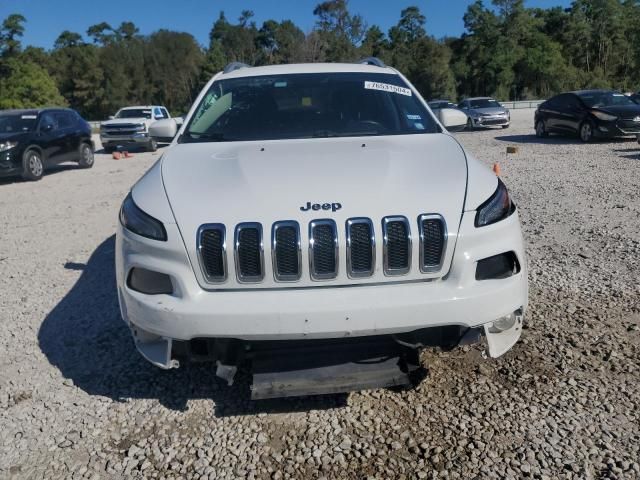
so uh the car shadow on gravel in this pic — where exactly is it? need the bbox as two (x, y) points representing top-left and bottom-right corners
(38, 235), (349, 415)
(495, 134), (636, 145)
(0, 165), (80, 185)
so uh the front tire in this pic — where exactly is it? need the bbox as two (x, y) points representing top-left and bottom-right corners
(466, 117), (473, 131)
(78, 143), (94, 168)
(22, 149), (44, 181)
(501, 124), (509, 129)
(579, 121), (594, 143)
(535, 120), (548, 138)
(146, 138), (158, 152)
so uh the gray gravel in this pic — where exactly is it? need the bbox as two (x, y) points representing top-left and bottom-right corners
(1, 109), (639, 479)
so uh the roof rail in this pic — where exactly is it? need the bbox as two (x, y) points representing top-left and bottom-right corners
(223, 62), (250, 74)
(357, 57), (386, 68)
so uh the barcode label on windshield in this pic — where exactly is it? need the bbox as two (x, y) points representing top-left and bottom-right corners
(364, 81), (412, 96)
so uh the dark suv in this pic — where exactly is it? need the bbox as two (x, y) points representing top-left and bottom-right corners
(0, 108), (94, 181)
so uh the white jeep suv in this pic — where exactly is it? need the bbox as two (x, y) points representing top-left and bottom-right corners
(116, 60), (528, 398)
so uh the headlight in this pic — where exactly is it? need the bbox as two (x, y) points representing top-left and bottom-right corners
(475, 179), (514, 227)
(119, 193), (167, 241)
(591, 110), (617, 121)
(0, 141), (18, 152)
(136, 123), (146, 131)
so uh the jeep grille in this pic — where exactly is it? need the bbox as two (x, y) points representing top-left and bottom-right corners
(196, 215), (447, 286)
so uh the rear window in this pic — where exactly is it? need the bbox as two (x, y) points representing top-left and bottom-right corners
(117, 109), (152, 119)
(181, 72), (439, 143)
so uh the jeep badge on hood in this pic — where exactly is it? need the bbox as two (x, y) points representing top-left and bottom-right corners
(300, 202), (342, 212)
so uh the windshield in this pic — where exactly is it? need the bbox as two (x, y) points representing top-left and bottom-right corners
(469, 99), (501, 109)
(182, 72), (439, 143)
(0, 113), (38, 133)
(116, 109), (152, 119)
(578, 91), (636, 108)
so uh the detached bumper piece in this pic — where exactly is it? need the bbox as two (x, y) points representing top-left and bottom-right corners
(249, 336), (426, 400)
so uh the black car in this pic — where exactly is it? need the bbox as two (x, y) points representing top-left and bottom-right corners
(0, 108), (94, 181)
(534, 90), (640, 142)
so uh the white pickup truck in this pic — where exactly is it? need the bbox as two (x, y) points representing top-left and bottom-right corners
(100, 106), (181, 152)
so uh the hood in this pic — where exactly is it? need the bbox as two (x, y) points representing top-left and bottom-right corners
(101, 118), (148, 126)
(470, 107), (507, 116)
(161, 134), (469, 288)
(594, 104), (640, 119)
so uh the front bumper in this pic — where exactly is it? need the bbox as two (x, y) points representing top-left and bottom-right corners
(116, 209), (529, 366)
(100, 132), (150, 146)
(593, 120), (640, 139)
(0, 148), (23, 177)
(470, 116), (509, 127)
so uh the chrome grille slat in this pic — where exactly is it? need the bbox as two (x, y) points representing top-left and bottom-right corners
(272, 221), (301, 282)
(234, 223), (264, 283)
(309, 219), (338, 280)
(382, 216), (411, 276)
(346, 218), (375, 278)
(418, 214), (446, 273)
(197, 224), (227, 283)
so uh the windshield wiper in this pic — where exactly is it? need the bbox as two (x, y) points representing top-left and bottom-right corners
(184, 132), (234, 142)
(311, 130), (340, 138)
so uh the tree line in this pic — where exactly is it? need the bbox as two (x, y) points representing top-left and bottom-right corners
(1, 0), (640, 120)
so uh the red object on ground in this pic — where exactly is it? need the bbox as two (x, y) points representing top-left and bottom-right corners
(112, 152), (122, 160)
(124, 151), (133, 158)
(492, 163), (501, 176)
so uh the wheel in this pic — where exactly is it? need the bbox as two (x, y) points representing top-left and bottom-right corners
(146, 138), (158, 152)
(78, 142), (94, 168)
(535, 120), (548, 138)
(22, 149), (44, 181)
(501, 124), (509, 129)
(579, 121), (594, 142)
(466, 117), (473, 130)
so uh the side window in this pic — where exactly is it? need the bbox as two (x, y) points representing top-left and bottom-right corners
(39, 113), (57, 131)
(154, 107), (165, 119)
(53, 112), (72, 129)
(161, 108), (170, 119)
(566, 95), (582, 110)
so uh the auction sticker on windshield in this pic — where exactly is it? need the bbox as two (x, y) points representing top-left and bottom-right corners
(364, 81), (412, 96)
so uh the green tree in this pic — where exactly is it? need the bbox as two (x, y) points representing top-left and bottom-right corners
(0, 57), (66, 108)
(313, 0), (366, 61)
(0, 14), (26, 58)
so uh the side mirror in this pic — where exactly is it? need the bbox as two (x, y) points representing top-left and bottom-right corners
(149, 118), (178, 140)
(41, 123), (54, 132)
(437, 108), (468, 132)
(174, 117), (184, 126)
(108, 115), (115, 120)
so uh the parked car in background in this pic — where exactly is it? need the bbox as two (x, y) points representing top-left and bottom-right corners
(118, 59), (527, 399)
(100, 106), (173, 153)
(534, 90), (640, 142)
(0, 108), (94, 181)
(458, 97), (510, 129)
(628, 92), (640, 104)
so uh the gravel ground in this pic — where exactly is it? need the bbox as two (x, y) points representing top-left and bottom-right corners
(1, 109), (639, 480)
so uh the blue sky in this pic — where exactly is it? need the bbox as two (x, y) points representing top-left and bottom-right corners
(1, 0), (572, 50)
